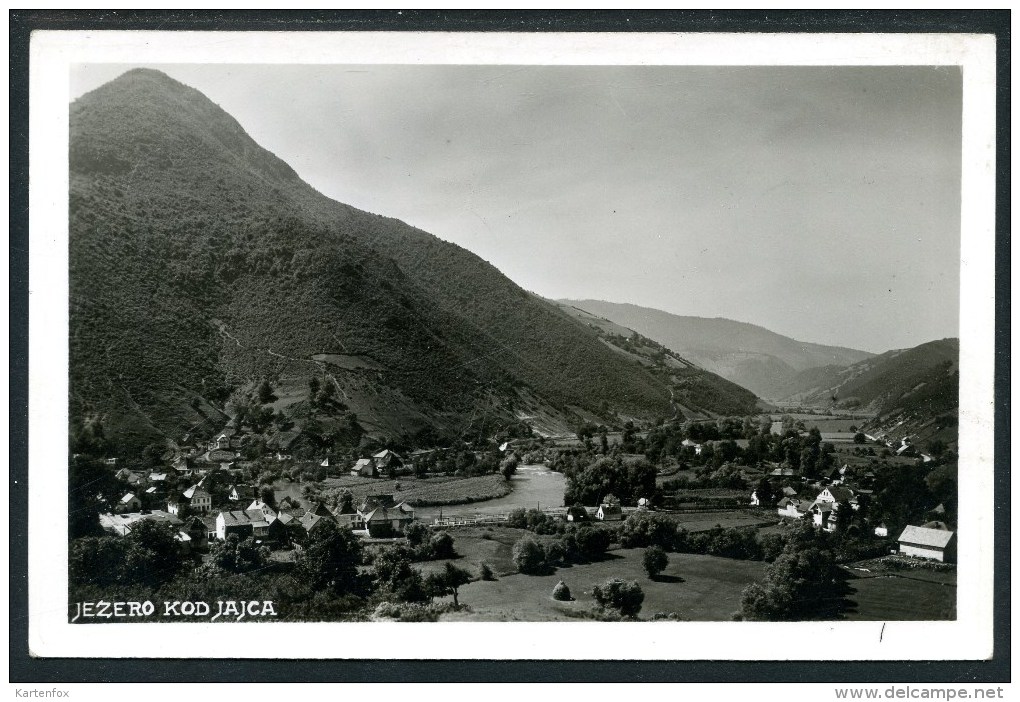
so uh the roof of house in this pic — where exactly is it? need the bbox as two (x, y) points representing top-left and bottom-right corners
(897, 525), (955, 549)
(353, 458), (373, 469)
(823, 486), (855, 502)
(598, 504), (622, 514)
(149, 472), (167, 481)
(218, 510), (255, 527)
(372, 449), (402, 461)
(566, 506), (589, 517)
(230, 485), (255, 498)
(782, 486), (798, 496)
(921, 520), (951, 531)
(121, 493), (138, 503)
(811, 501), (834, 513)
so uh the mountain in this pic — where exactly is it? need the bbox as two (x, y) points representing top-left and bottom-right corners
(69, 69), (758, 456)
(558, 300), (874, 399)
(777, 338), (959, 412)
(547, 299), (767, 418)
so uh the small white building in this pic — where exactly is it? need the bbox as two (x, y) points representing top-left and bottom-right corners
(595, 504), (623, 521)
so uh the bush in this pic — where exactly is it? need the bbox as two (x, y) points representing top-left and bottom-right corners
(512, 536), (547, 575)
(592, 578), (644, 618)
(429, 531), (457, 560)
(552, 580), (573, 601)
(642, 545), (669, 578)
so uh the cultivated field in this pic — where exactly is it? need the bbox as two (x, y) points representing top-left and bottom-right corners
(280, 474), (512, 509)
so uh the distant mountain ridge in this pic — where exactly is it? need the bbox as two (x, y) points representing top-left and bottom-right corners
(69, 69), (758, 455)
(559, 300), (873, 399)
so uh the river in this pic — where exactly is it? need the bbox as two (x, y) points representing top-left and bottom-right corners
(412, 464), (565, 522)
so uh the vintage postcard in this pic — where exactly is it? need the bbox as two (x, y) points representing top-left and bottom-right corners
(25, 29), (997, 660)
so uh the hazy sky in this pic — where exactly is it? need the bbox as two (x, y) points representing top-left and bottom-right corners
(72, 64), (962, 353)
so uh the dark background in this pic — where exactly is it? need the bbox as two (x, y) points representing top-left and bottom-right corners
(9, 9), (1010, 684)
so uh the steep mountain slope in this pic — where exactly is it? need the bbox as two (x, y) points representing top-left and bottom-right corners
(550, 300), (765, 418)
(559, 299), (873, 399)
(777, 338), (959, 414)
(70, 69), (755, 455)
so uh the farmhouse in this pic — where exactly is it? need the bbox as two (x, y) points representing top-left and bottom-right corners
(595, 503), (623, 521)
(169, 484), (213, 515)
(247, 499), (278, 521)
(373, 449), (404, 474)
(118, 493), (142, 512)
(777, 497), (810, 519)
(897, 525), (956, 562)
(351, 458), (375, 478)
(566, 506), (590, 522)
(358, 494), (414, 537)
(215, 509), (274, 541)
(228, 484), (255, 502)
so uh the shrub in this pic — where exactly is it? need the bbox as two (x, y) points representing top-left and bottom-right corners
(552, 581), (573, 601)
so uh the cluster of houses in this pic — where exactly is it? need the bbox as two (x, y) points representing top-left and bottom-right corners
(101, 489), (417, 553)
(750, 470), (956, 563)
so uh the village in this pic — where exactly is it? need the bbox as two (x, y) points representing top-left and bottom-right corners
(96, 416), (957, 575)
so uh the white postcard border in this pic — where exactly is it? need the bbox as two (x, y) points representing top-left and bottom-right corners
(27, 30), (997, 660)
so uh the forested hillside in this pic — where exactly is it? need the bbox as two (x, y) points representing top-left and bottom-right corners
(70, 69), (755, 455)
(560, 300), (873, 399)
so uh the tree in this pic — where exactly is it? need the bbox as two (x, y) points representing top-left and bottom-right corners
(479, 563), (495, 581)
(308, 376), (321, 402)
(211, 534), (269, 573)
(259, 485), (277, 509)
(592, 578), (644, 618)
(853, 432), (867, 444)
(373, 546), (427, 602)
(405, 521), (430, 549)
(257, 379), (277, 405)
(441, 563), (472, 607)
(512, 536), (547, 575)
(500, 454), (519, 481)
(754, 478), (775, 507)
(642, 545), (669, 579)
(297, 519), (364, 593)
(574, 526), (611, 560)
(429, 531), (457, 560)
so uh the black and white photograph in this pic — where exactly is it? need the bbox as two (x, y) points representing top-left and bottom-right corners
(18, 23), (1000, 668)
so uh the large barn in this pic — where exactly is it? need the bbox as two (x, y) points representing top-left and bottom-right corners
(896, 525), (957, 563)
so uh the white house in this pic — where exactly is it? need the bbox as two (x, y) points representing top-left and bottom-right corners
(777, 497), (809, 519)
(896, 525), (956, 562)
(351, 458), (375, 478)
(595, 504), (623, 521)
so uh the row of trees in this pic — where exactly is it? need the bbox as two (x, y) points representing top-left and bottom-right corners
(512, 527), (613, 575)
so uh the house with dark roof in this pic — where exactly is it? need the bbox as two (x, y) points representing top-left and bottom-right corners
(566, 506), (590, 522)
(228, 484), (255, 502)
(372, 449), (403, 475)
(897, 525), (956, 562)
(777, 497), (810, 520)
(595, 504), (623, 521)
(357, 494), (414, 537)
